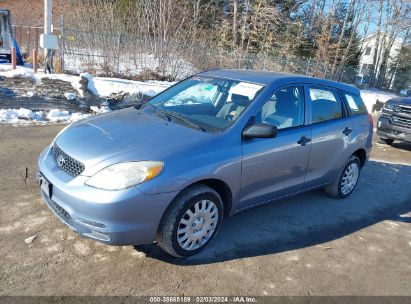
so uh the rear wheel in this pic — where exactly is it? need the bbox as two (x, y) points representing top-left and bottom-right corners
(378, 137), (394, 145)
(324, 155), (361, 199)
(156, 184), (223, 258)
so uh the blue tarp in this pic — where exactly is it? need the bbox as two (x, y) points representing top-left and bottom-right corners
(13, 39), (24, 65)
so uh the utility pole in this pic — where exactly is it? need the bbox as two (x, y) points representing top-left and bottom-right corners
(42, 0), (56, 73)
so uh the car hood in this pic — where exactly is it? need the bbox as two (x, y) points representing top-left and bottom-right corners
(387, 97), (411, 106)
(54, 107), (211, 175)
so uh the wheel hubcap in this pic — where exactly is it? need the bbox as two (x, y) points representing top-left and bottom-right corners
(177, 200), (219, 251)
(341, 163), (359, 195)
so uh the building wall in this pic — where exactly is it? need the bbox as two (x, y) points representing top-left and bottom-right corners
(359, 35), (403, 74)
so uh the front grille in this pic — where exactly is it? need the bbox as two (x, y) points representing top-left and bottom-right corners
(394, 105), (411, 115)
(392, 116), (411, 127)
(51, 144), (85, 177)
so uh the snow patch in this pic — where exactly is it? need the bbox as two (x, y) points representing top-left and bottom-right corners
(0, 108), (92, 124)
(360, 89), (399, 113)
(64, 92), (77, 101)
(46, 109), (71, 122)
(90, 106), (112, 114)
(0, 108), (35, 123)
(86, 76), (171, 98)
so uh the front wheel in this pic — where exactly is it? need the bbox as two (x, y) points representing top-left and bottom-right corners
(156, 184), (223, 258)
(324, 155), (361, 199)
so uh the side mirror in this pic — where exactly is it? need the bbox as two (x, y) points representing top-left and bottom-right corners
(242, 123), (278, 139)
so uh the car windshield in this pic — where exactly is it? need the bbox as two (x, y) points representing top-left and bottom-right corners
(142, 76), (264, 131)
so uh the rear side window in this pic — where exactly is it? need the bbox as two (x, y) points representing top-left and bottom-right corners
(344, 93), (368, 115)
(309, 87), (343, 123)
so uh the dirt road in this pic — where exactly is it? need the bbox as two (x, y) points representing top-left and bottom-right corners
(0, 124), (410, 296)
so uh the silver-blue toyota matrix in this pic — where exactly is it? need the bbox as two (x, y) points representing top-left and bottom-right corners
(38, 70), (373, 257)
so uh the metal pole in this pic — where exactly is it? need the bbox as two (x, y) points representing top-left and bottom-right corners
(116, 32), (122, 75)
(19, 26), (22, 47)
(44, 0), (52, 36)
(27, 28), (31, 54)
(11, 47), (16, 70)
(60, 15), (65, 72)
(33, 49), (38, 73)
(35, 26), (39, 50)
(44, 0), (52, 72)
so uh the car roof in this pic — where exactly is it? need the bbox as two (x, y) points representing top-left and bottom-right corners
(200, 69), (360, 95)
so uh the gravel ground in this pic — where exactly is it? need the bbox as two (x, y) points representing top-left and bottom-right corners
(0, 124), (410, 296)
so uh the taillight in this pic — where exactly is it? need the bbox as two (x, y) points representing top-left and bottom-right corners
(368, 113), (373, 128)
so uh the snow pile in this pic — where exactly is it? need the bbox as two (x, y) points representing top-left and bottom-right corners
(0, 105), (115, 124)
(69, 112), (92, 122)
(0, 108), (39, 123)
(80, 73), (171, 98)
(360, 89), (399, 113)
(0, 65), (37, 81)
(63, 51), (196, 79)
(64, 92), (77, 101)
(90, 105), (112, 114)
(0, 108), (93, 124)
(46, 109), (72, 122)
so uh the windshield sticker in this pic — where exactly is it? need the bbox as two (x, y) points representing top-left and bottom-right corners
(229, 82), (263, 99)
(204, 85), (214, 91)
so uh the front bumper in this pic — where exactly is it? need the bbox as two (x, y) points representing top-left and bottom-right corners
(37, 146), (178, 246)
(377, 115), (411, 143)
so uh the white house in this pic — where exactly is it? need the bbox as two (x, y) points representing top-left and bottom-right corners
(357, 33), (403, 86)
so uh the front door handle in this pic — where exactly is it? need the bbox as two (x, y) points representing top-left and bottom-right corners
(343, 127), (352, 136)
(297, 136), (311, 146)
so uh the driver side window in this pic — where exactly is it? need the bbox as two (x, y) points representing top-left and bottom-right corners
(255, 86), (305, 130)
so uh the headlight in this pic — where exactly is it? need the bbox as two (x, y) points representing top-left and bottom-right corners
(384, 102), (394, 111)
(86, 161), (163, 190)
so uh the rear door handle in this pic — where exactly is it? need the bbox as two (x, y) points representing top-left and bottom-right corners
(343, 127), (352, 136)
(297, 136), (311, 146)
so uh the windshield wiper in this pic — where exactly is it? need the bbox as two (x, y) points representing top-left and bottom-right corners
(155, 108), (206, 132)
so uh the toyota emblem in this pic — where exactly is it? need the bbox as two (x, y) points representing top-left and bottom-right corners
(57, 154), (66, 167)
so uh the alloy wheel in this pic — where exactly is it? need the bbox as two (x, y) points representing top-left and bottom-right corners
(340, 162), (359, 195)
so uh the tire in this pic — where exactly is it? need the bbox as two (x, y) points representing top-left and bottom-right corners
(156, 184), (223, 258)
(324, 155), (361, 199)
(378, 137), (394, 145)
(6, 54), (11, 63)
